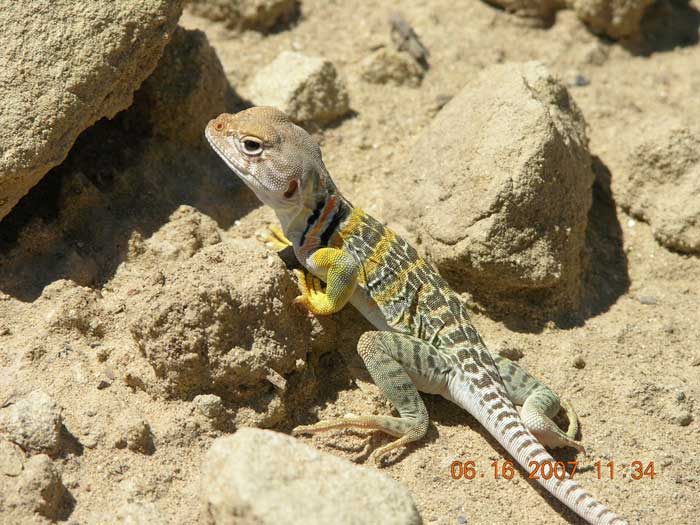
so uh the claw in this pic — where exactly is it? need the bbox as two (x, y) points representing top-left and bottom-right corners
(369, 450), (386, 466)
(292, 424), (314, 436)
(291, 269), (331, 315)
(257, 225), (293, 251)
(292, 270), (312, 312)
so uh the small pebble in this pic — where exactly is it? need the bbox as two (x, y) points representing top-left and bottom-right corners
(115, 414), (154, 453)
(193, 394), (224, 419)
(574, 74), (589, 87)
(498, 346), (524, 361)
(435, 93), (453, 110)
(82, 433), (100, 449)
(675, 391), (686, 402)
(95, 346), (111, 362)
(572, 356), (586, 369)
(638, 295), (657, 305)
(673, 412), (693, 427)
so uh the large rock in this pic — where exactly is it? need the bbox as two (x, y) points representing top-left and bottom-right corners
(483, 0), (563, 21)
(200, 429), (423, 525)
(126, 26), (234, 146)
(0, 0), (183, 222)
(569, 0), (655, 39)
(129, 236), (322, 403)
(0, 27), (239, 301)
(360, 48), (424, 88)
(0, 391), (63, 456)
(389, 62), (594, 315)
(483, 0), (654, 38)
(617, 119), (700, 254)
(248, 51), (350, 126)
(188, 0), (298, 31)
(7, 455), (68, 520)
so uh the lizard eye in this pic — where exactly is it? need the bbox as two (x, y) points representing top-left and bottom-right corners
(241, 137), (263, 156)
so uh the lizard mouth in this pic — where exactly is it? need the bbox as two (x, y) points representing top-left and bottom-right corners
(205, 130), (264, 187)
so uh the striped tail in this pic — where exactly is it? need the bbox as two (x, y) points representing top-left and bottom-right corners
(450, 378), (628, 525)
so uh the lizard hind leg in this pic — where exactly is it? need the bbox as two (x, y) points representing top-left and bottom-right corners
(293, 331), (452, 463)
(495, 355), (585, 453)
(520, 391), (585, 452)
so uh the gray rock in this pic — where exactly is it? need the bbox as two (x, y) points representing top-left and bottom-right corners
(12, 454), (67, 519)
(248, 51), (350, 125)
(0, 0), (183, 221)
(201, 429), (422, 525)
(497, 345), (524, 361)
(638, 295), (658, 305)
(670, 410), (693, 427)
(572, 355), (586, 369)
(188, 0), (297, 31)
(569, 0), (655, 39)
(0, 438), (25, 476)
(482, 0), (654, 38)
(617, 119), (700, 254)
(482, 0), (561, 22)
(0, 391), (62, 456)
(114, 413), (154, 454)
(194, 394), (224, 419)
(360, 48), (424, 87)
(389, 62), (593, 316)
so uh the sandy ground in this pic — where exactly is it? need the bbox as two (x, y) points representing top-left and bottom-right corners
(2, 1), (700, 524)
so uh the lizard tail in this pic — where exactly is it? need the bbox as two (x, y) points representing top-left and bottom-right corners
(450, 380), (628, 525)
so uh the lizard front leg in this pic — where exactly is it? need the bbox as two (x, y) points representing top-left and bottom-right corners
(258, 225), (293, 251)
(294, 331), (452, 463)
(293, 247), (359, 316)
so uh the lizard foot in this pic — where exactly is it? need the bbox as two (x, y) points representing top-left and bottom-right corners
(292, 411), (426, 466)
(292, 269), (335, 316)
(257, 225), (292, 251)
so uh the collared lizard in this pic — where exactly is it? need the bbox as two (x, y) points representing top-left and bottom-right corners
(205, 106), (627, 525)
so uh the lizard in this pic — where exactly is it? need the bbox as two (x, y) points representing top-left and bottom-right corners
(205, 106), (627, 525)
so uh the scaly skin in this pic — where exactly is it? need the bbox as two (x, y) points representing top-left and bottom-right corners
(205, 107), (627, 525)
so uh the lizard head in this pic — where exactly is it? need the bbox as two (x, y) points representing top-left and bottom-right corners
(205, 107), (333, 214)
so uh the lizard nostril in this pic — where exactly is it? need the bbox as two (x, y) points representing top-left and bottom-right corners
(214, 121), (224, 131)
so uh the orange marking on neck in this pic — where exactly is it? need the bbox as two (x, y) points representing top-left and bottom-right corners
(300, 195), (337, 255)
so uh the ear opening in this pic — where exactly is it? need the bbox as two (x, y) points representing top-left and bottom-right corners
(284, 179), (299, 198)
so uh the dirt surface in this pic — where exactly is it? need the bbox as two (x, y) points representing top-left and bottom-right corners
(2, 1), (700, 524)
